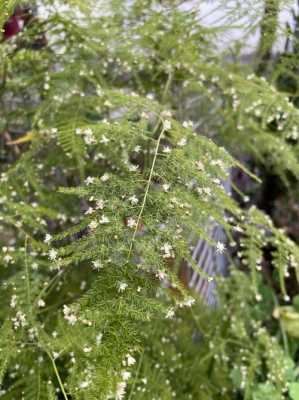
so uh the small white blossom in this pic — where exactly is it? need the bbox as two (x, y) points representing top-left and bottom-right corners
(85, 207), (94, 215)
(161, 243), (174, 258)
(63, 305), (78, 325)
(177, 137), (187, 146)
(195, 160), (204, 171)
(85, 176), (95, 185)
(100, 173), (110, 182)
(100, 135), (109, 144)
(165, 307), (175, 319)
(164, 120), (172, 131)
(118, 282), (128, 293)
(79, 381), (90, 389)
(3, 254), (13, 263)
(99, 215), (110, 224)
(95, 199), (105, 209)
(215, 241), (226, 254)
(162, 146), (172, 154)
(96, 332), (103, 345)
(128, 164), (139, 172)
(88, 220), (98, 230)
(10, 295), (17, 309)
(127, 217), (137, 228)
(156, 270), (166, 281)
(126, 354), (136, 366)
(49, 249), (58, 261)
(122, 371), (131, 381)
(128, 195), (138, 205)
(255, 293), (262, 302)
(181, 298), (195, 307)
(83, 128), (96, 145)
(92, 260), (103, 271)
(37, 299), (45, 308)
(12, 311), (27, 329)
(116, 381), (127, 400)
(83, 346), (92, 353)
(44, 234), (52, 244)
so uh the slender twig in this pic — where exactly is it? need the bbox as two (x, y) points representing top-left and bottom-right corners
(127, 350), (144, 400)
(46, 351), (69, 400)
(24, 235), (32, 316)
(127, 120), (166, 260)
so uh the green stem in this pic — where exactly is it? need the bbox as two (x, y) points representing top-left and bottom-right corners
(127, 120), (166, 260)
(46, 351), (69, 400)
(24, 235), (32, 316)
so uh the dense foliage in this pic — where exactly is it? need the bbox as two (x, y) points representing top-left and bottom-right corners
(0, 0), (299, 399)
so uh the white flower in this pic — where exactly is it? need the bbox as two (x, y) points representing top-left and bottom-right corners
(82, 128), (96, 145)
(156, 270), (166, 281)
(79, 380), (90, 389)
(127, 217), (137, 228)
(128, 164), (139, 172)
(12, 311), (27, 329)
(118, 282), (128, 293)
(116, 381), (127, 400)
(104, 100), (112, 107)
(161, 243), (174, 258)
(215, 241), (226, 254)
(88, 220), (98, 230)
(182, 120), (193, 128)
(44, 234), (52, 244)
(37, 299), (45, 308)
(195, 160), (204, 171)
(49, 249), (58, 261)
(85, 176), (95, 185)
(164, 120), (172, 131)
(84, 135), (96, 145)
(85, 207), (94, 215)
(177, 137), (187, 146)
(83, 346), (92, 353)
(100, 135), (109, 144)
(255, 293), (262, 302)
(4, 254), (13, 263)
(162, 183), (170, 192)
(126, 354), (136, 366)
(162, 146), (171, 154)
(134, 145), (141, 153)
(95, 199), (105, 209)
(67, 315), (77, 325)
(99, 215), (110, 224)
(122, 371), (131, 381)
(84, 128), (93, 136)
(31, 263), (38, 271)
(92, 260), (102, 271)
(181, 298), (195, 307)
(63, 305), (77, 325)
(96, 332), (103, 345)
(10, 295), (17, 309)
(128, 195), (138, 205)
(100, 173), (110, 182)
(165, 307), (175, 319)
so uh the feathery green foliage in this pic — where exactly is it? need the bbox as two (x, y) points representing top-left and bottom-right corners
(0, 1), (299, 399)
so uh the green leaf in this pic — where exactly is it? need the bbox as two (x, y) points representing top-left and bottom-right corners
(252, 383), (281, 400)
(293, 296), (299, 313)
(289, 383), (299, 400)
